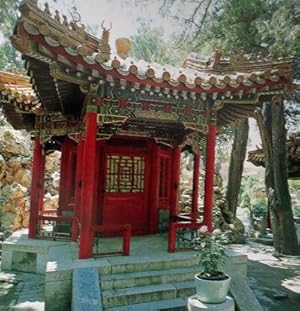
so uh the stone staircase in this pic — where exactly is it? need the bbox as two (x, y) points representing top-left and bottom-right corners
(99, 256), (199, 310)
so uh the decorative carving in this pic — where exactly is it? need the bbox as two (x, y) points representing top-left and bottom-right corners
(44, 3), (51, 16)
(62, 15), (69, 27)
(134, 110), (178, 121)
(36, 113), (80, 139)
(54, 10), (61, 23)
(98, 21), (111, 62)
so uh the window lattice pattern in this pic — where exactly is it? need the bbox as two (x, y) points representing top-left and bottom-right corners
(106, 155), (145, 192)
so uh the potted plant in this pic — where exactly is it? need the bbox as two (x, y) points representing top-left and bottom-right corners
(193, 225), (231, 304)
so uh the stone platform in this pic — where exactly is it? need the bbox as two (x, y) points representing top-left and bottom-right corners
(188, 296), (235, 311)
(1, 230), (255, 311)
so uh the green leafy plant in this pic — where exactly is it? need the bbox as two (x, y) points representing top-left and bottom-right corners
(194, 226), (230, 280)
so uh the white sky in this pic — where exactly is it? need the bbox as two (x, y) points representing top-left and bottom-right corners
(39, 0), (183, 52)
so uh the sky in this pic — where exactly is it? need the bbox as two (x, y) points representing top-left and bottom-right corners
(39, 0), (184, 53)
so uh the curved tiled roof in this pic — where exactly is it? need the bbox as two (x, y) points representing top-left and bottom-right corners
(0, 70), (40, 129)
(13, 1), (293, 94)
(248, 132), (300, 178)
(6, 0), (296, 133)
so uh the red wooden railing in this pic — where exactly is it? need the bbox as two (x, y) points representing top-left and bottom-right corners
(92, 224), (131, 257)
(168, 214), (203, 253)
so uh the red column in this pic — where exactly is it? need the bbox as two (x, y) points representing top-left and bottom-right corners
(204, 123), (217, 232)
(79, 110), (97, 259)
(28, 136), (43, 238)
(191, 148), (200, 220)
(71, 136), (84, 241)
(170, 146), (181, 218)
(149, 142), (160, 233)
(38, 150), (45, 213)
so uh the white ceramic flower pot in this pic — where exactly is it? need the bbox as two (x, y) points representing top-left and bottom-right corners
(194, 274), (231, 304)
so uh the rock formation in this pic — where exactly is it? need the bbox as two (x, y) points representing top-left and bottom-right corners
(0, 117), (60, 240)
(179, 151), (245, 243)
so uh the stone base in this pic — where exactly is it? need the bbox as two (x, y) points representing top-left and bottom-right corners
(1, 229), (77, 274)
(188, 295), (235, 311)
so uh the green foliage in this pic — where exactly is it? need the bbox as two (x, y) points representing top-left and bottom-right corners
(0, 0), (19, 37)
(0, 41), (23, 70)
(194, 226), (229, 276)
(252, 200), (267, 218)
(164, 0), (299, 59)
(240, 175), (267, 217)
(0, 0), (23, 70)
(130, 23), (182, 66)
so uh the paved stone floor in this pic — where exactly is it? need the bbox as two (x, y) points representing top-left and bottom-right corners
(231, 241), (300, 311)
(0, 266), (44, 311)
(0, 240), (299, 311)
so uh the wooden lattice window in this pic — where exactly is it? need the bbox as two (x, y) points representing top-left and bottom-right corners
(105, 155), (145, 192)
(159, 157), (170, 198)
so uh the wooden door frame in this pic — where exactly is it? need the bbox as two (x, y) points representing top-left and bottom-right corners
(98, 138), (152, 234)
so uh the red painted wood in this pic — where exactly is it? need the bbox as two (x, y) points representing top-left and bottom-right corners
(170, 146), (181, 218)
(92, 224), (131, 256)
(204, 123), (217, 232)
(158, 148), (173, 210)
(71, 136), (84, 241)
(148, 143), (160, 233)
(94, 140), (106, 226)
(79, 111), (97, 259)
(29, 137), (43, 238)
(103, 145), (150, 235)
(74, 136), (83, 220)
(168, 220), (203, 252)
(38, 147), (45, 213)
(123, 224), (131, 256)
(58, 138), (77, 215)
(191, 148), (201, 220)
(168, 222), (176, 253)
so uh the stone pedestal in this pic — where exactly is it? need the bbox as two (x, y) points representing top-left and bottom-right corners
(188, 295), (235, 311)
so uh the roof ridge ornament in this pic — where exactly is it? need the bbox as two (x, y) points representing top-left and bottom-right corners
(98, 20), (112, 62)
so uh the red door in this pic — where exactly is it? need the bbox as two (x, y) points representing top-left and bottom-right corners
(102, 145), (150, 235)
(158, 148), (172, 210)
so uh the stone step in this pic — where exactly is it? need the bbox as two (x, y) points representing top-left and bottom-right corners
(100, 266), (199, 290)
(105, 297), (187, 311)
(107, 254), (198, 275)
(102, 280), (196, 309)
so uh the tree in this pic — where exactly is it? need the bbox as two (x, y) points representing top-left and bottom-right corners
(162, 0), (299, 254)
(130, 23), (182, 66)
(255, 98), (298, 255)
(0, 0), (23, 70)
(226, 119), (249, 218)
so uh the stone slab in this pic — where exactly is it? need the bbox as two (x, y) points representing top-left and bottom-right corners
(100, 267), (199, 290)
(102, 283), (177, 308)
(230, 276), (263, 311)
(106, 297), (187, 311)
(72, 267), (102, 311)
(188, 295), (235, 311)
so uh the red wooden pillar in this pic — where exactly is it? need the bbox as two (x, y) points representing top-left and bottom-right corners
(149, 142), (160, 233)
(170, 146), (181, 218)
(29, 136), (43, 238)
(191, 147), (201, 220)
(79, 106), (97, 259)
(204, 122), (217, 232)
(71, 135), (84, 241)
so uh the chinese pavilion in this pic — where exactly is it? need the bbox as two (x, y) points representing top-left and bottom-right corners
(1, 0), (294, 259)
(248, 132), (300, 179)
